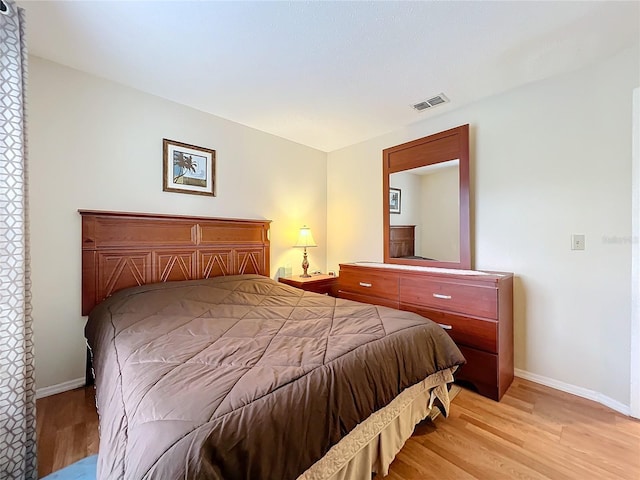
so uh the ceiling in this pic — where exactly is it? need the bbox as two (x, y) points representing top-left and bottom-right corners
(19, 1), (640, 152)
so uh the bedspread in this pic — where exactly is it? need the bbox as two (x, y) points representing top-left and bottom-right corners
(85, 274), (465, 480)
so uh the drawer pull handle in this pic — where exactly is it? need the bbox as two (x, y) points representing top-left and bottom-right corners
(433, 293), (452, 300)
(438, 323), (453, 330)
(359, 282), (372, 288)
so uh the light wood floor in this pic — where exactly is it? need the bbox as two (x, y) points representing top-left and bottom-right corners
(36, 385), (99, 478)
(36, 377), (640, 479)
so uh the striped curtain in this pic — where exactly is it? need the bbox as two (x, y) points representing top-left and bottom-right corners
(0, 1), (37, 478)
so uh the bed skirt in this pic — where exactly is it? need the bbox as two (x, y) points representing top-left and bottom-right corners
(298, 367), (457, 480)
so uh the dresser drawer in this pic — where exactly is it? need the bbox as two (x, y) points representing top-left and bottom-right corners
(339, 291), (399, 309)
(338, 269), (399, 301)
(401, 305), (497, 353)
(400, 277), (497, 318)
(455, 345), (499, 401)
(278, 275), (338, 296)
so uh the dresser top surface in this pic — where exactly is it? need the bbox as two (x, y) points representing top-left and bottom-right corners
(341, 262), (512, 282)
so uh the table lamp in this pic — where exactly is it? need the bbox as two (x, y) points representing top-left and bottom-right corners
(294, 225), (317, 278)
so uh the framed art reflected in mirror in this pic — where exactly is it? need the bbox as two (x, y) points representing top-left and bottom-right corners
(389, 188), (401, 214)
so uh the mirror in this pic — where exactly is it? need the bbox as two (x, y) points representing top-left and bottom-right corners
(383, 124), (470, 269)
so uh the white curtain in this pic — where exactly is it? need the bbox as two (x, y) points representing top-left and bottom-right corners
(0, 0), (37, 478)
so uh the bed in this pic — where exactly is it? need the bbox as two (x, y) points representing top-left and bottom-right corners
(81, 210), (465, 480)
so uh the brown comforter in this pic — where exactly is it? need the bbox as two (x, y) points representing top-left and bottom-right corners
(85, 275), (464, 480)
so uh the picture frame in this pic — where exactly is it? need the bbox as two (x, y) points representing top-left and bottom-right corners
(389, 188), (401, 214)
(163, 139), (216, 196)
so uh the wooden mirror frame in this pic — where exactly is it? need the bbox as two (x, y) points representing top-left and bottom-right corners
(383, 124), (470, 269)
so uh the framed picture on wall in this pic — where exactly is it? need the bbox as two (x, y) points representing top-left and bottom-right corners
(389, 188), (401, 214)
(163, 139), (216, 196)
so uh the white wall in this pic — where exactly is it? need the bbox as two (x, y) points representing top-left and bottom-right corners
(389, 171), (421, 227)
(327, 46), (639, 407)
(420, 166), (459, 261)
(28, 57), (327, 390)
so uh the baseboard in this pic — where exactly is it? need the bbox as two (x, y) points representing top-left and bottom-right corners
(36, 377), (86, 399)
(514, 369), (631, 416)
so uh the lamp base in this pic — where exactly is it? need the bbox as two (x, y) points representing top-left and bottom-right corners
(300, 249), (311, 278)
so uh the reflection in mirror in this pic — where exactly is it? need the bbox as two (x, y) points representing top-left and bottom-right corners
(382, 124), (470, 269)
(389, 159), (459, 262)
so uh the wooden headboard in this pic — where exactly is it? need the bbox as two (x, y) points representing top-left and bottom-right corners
(80, 210), (271, 315)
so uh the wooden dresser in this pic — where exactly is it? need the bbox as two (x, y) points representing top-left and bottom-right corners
(338, 263), (514, 401)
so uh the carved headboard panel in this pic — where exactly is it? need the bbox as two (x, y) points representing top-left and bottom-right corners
(80, 210), (271, 315)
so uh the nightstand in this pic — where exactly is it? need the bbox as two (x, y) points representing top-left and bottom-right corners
(278, 274), (338, 296)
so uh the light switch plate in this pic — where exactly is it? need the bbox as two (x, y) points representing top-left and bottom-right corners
(571, 234), (585, 250)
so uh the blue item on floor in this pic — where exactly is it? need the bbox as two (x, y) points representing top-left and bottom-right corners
(41, 455), (97, 480)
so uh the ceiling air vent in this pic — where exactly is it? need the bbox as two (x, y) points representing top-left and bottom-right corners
(412, 93), (449, 112)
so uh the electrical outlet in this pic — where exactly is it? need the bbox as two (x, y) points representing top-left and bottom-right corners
(571, 234), (585, 251)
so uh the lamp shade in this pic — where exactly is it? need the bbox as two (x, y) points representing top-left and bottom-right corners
(294, 225), (317, 248)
